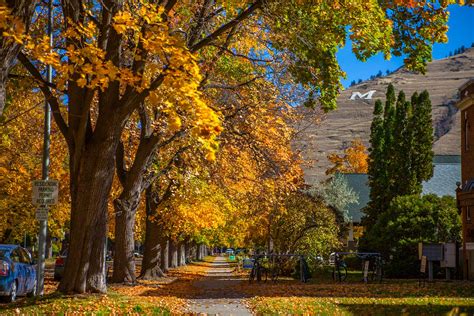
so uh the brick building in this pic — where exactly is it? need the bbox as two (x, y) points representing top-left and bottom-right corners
(456, 79), (474, 280)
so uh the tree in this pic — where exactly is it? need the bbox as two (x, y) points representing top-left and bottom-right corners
(367, 194), (461, 277)
(326, 139), (368, 175)
(308, 175), (359, 223)
(411, 91), (434, 184)
(363, 85), (435, 254)
(364, 99), (385, 228)
(364, 85), (434, 229)
(271, 191), (339, 257)
(0, 0), (37, 116)
(391, 91), (418, 196)
(1, 0), (459, 293)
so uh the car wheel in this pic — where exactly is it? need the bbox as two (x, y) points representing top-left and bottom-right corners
(27, 280), (37, 297)
(5, 280), (17, 303)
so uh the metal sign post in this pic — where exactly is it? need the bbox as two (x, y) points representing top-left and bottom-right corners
(36, 0), (54, 296)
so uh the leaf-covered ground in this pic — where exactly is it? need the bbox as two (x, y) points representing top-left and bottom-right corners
(0, 259), (212, 315)
(1, 257), (474, 315)
(243, 280), (474, 315)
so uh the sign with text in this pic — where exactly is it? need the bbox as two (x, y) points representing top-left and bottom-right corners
(32, 180), (58, 205)
(35, 206), (49, 221)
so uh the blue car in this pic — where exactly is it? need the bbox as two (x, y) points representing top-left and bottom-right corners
(0, 245), (36, 302)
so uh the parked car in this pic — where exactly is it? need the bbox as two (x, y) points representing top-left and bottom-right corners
(0, 244), (36, 302)
(54, 250), (67, 281)
(225, 248), (234, 255)
(55, 250), (113, 281)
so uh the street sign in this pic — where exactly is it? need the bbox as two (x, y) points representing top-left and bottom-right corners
(32, 180), (58, 205)
(35, 206), (49, 221)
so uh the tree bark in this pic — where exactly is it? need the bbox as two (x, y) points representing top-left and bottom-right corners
(160, 239), (169, 273)
(169, 239), (178, 268)
(185, 241), (192, 264)
(59, 134), (118, 293)
(177, 242), (186, 266)
(140, 188), (166, 279)
(111, 200), (137, 284)
(196, 243), (202, 261)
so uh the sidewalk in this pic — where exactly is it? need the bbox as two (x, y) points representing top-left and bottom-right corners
(188, 256), (251, 316)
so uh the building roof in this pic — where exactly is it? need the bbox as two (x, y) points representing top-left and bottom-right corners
(340, 155), (461, 223)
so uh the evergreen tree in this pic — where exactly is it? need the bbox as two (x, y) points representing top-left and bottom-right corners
(411, 90), (434, 185)
(363, 84), (433, 233)
(392, 91), (408, 193)
(364, 99), (386, 228)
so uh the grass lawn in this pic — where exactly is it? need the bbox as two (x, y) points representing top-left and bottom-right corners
(245, 279), (474, 315)
(0, 291), (175, 315)
(250, 296), (474, 315)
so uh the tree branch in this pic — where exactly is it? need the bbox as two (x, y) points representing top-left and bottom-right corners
(17, 52), (70, 142)
(190, 0), (263, 52)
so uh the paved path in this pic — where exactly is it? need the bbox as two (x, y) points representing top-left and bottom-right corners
(188, 256), (251, 316)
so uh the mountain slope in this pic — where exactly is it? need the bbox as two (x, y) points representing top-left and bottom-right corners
(295, 48), (474, 184)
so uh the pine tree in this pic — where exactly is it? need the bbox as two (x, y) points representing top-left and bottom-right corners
(411, 90), (434, 186)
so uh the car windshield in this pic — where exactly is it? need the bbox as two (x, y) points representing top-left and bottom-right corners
(0, 250), (7, 258)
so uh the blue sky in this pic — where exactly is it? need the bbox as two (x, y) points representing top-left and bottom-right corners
(338, 5), (474, 88)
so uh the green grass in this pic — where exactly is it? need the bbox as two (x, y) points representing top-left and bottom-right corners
(0, 291), (172, 315)
(250, 296), (474, 315)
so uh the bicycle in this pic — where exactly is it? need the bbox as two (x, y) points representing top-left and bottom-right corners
(331, 253), (347, 282)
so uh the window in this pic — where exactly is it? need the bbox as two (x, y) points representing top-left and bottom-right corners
(10, 249), (21, 263)
(468, 206), (472, 223)
(19, 248), (31, 264)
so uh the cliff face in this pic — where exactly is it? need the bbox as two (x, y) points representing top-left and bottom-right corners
(295, 48), (474, 184)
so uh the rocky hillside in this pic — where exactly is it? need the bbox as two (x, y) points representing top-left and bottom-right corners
(295, 48), (474, 184)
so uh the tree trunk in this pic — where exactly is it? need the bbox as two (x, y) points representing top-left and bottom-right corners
(59, 136), (117, 293)
(0, 76), (6, 117)
(140, 188), (166, 279)
(160, 239), (169, 273)
(185, 241), (192, 263)
(169, 239), (178, 268)
(177, 242), (186, 266)
(111, 200), (137, 284)
(196, 243), (202, 261)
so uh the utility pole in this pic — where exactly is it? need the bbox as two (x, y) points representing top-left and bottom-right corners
(37, 0), (53, 296)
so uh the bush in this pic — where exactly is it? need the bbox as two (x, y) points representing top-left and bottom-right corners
(364, 194), (461, 277)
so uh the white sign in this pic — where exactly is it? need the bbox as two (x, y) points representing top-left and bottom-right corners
(441, 243), (456, 268)
(35, 206), (49, 221)
(32, 180), (59, 205)
(363, 260), (370, 278)
(350, 90), (376, 100)
(420, 256), (427, 273)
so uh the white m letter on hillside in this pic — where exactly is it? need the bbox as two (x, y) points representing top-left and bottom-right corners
(350, 90), (376, 100)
